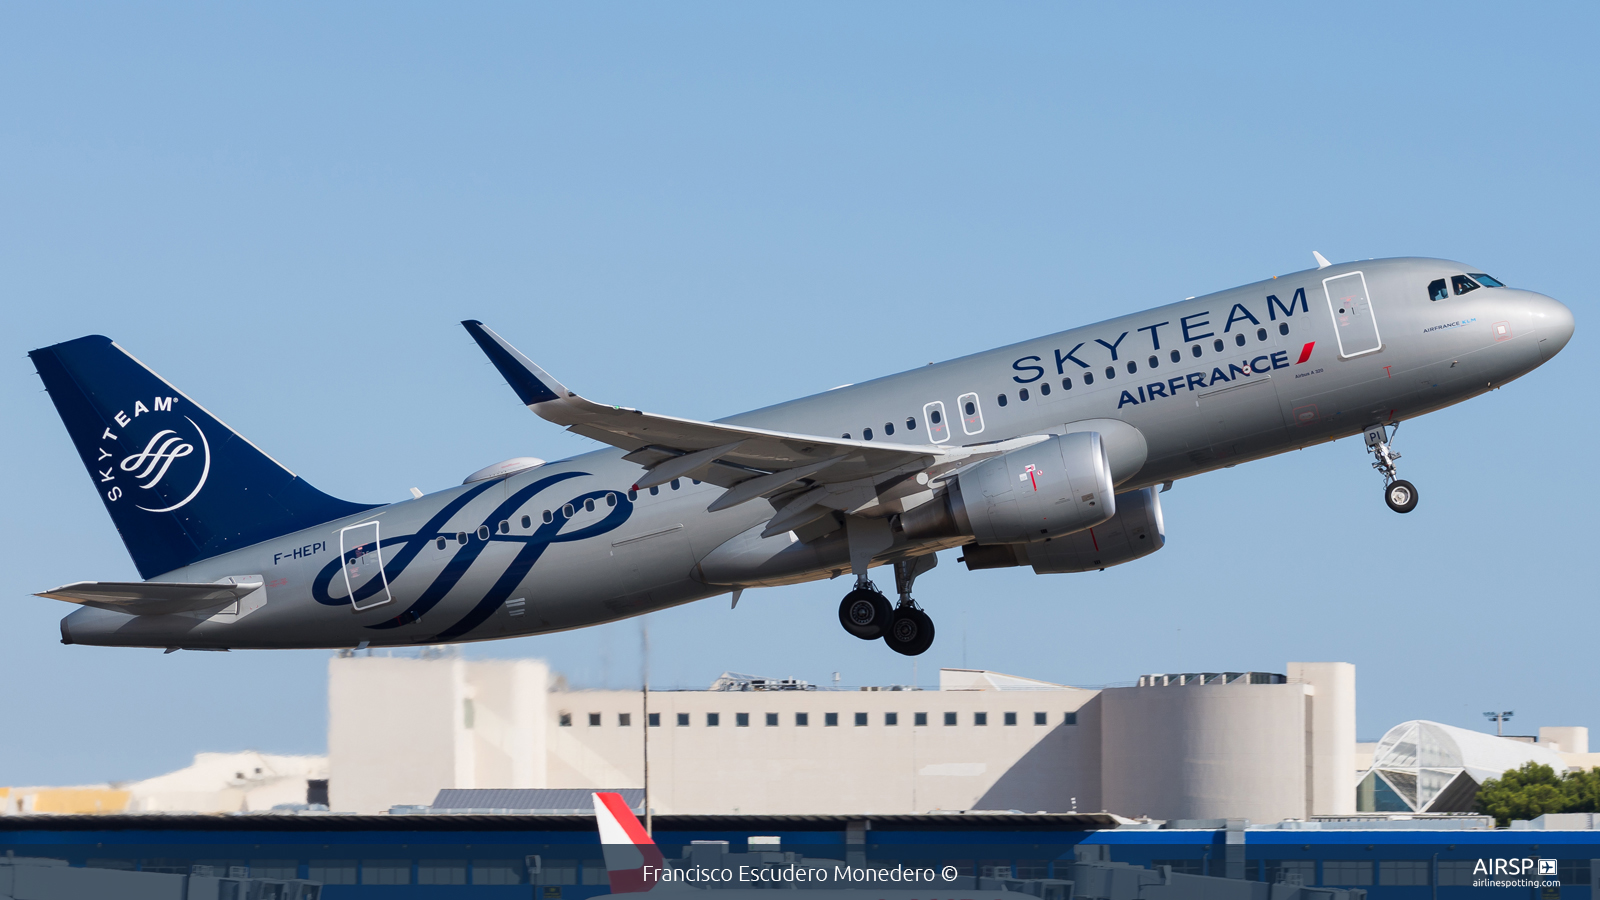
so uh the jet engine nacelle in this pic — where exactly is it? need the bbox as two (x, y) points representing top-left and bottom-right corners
(959, 486), (1166, 573)
(901, 432), (1115, 545)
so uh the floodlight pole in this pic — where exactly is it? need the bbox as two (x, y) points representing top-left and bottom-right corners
(642, 621), (652, 836)
(1482, 710), (1514, 736)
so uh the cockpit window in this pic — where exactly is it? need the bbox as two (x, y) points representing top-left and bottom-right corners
(1428, 279), (1448, 301)
(1451, 275), (1480, 296)
(1469, 273), (1505, 287)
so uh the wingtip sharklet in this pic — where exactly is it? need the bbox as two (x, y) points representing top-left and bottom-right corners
(461, 320), (567, 407)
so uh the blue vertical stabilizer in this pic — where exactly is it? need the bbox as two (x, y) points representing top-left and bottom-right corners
(29, 335), (378, 579)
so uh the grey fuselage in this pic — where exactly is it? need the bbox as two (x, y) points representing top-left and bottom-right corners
(61, 257), (1575, 649)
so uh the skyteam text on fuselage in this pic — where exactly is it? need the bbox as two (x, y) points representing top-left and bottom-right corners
(28, 256), (1575, 655)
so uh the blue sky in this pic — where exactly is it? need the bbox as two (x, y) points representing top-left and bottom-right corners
(2, 3), (1595, 785)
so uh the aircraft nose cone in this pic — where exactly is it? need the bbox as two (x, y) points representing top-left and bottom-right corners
(1527, 292), (1575, 361)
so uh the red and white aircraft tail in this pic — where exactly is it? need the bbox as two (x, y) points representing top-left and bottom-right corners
(593, 792), (664, 893)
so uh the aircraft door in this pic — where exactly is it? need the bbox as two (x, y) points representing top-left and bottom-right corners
(1323, 271), (1382, 357)
(340, 520), (393, 611)
(957, 392), (985, 436)
(923, 401), (950, 443)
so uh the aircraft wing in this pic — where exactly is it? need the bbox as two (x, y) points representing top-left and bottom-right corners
(463, 321), (1048, 530)
(36, 579), (263, 616)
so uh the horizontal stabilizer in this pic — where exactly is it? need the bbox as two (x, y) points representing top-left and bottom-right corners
(36, 579), (263, 617)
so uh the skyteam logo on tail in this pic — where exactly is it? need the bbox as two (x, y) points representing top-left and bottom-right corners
(95, 396), (212, 513)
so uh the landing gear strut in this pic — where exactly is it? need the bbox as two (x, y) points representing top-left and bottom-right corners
(882, 556), (936, 657)
(1365, 424), (1418, 514)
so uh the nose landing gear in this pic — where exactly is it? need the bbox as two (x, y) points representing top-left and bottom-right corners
(1365, 424), (1418, 514)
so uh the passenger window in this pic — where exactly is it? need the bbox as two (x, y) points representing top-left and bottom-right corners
(1256, 327), (1267, 341)
(478, 525), (490, 540)
(1170, 349), (1181, 363)
(436, 537), (447, 550)
(457, 532), (467, 544)
(997, 393), (1008, 406)
(499, 520), (510, 533)
(650, 486), (659, 495)
(906, 416), (917, 430)
(1452, 274), (1480, 295)
(606, 493), (617, 507)
(841, 433), (851, 440)
(1148, 355), (1158, 368)
(1039, 382), (1050, 396)
(884, 422), (894, 435)
(1234, 333), (1246, 347)
(1213, 338), (1224, 352)
(671, 479), (681, 490)
(1191, 345), (1202, 358)
(1279, 322), (1289, 335)
(1061, 377), (1073, 390)
(584, 498), (595, 512)
(1083, 371), (1094, 385)
(864, 427), (874, 440)
(1470, 273), (1504, 287)
(562, 504), (574, 518)
(1428, 279), (1449, 301)
(521, 515), (531, 528)
(958, 392), (984, 435)
(1018, 388), (1029, 401)
(543, 510), (553, 524)
(1103, 366), (1115, 379)
(627, 489), (637, 501)
(930, 409), (942, 424)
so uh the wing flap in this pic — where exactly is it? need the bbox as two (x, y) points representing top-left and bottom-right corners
(37, 579), (263, 616)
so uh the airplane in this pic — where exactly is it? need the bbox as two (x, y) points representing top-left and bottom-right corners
(28, 255), (1574, 656)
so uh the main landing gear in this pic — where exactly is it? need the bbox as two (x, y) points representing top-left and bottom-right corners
(837, 555), (937, 656)
(1365, 424), (1418, 514)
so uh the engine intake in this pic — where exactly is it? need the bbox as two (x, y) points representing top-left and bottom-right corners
(901, 432), (1115, 544)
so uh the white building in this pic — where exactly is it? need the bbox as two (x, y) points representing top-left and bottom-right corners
(328, 655), (1361, 821)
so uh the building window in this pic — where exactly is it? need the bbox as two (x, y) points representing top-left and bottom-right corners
(362, 861), (411, 886)
(618, 713), (631, 727)
(418, 861), (467, 885)
(559, 712), (572, 727)
(944, 712), (957, 726)
(1436, 861), (1474, 886)
(854, 712), (868, 726)
(914, 712), (928, 726)
(766, 713), (778, 726)
(736, 713), (749, 727)
(825, 713), (839, 727)
(677, 713), (689, 726)
(648, 713), (660, 727)
(1034, 712), (1047, 725)
(796, 712), (809, 726)
(1379, 861), (1430, 886)
(472, 860), (524, 885)
(585, 713), (599, 727)
(885, 712), (898, 726)
(1323, 861), (1372, 886)
(1004, 712), (1017, 726)
(974, 712), (988, 726)
(706, 712), (719, 727)
(1064, 711), (1077, 725)
(308, 862), (357, 885)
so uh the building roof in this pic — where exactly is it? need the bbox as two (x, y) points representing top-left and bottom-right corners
(1360, 720), (1568, 813)
(430, 788), (642, 813)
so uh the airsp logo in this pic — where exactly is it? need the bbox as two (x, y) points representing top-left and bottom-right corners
(93, 396), (212, 513)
